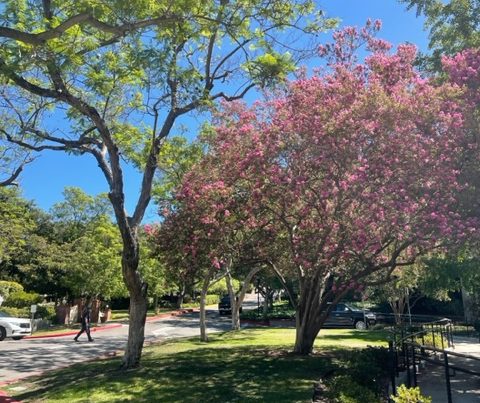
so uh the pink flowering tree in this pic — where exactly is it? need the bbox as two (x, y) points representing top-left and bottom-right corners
(177, 23), (475, 354)
(157, 153), (279, 334)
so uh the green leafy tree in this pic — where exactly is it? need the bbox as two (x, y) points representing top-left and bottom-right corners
(0, 92), (32, 186)
(48, 187), (124, 299)
(400, 0), (480, 70)
(0, 187), (36, 270)
(139, 225), (170, 312)
(0, 0), (334, 367)
(400, 0), (480, 322)
(59, 215), (126, 299)
(51, 186), (111, 241)
(154, 136), (206, 209)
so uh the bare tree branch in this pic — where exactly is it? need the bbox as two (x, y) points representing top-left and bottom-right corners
(0, 163), (24, 187)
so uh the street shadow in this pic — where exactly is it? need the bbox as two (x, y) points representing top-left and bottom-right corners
(0, 338), (124, 376)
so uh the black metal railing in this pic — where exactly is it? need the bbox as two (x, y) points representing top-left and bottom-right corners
(388, 318), (480, 403)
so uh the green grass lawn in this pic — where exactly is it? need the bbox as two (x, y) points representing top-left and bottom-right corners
(8, 328), (388, 403)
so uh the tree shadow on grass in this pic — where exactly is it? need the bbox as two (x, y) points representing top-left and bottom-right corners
(13, 346), (334, 403)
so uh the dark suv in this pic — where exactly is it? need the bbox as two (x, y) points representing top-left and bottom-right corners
(323, 303), (376, 330)
(218, 295), (243, 315)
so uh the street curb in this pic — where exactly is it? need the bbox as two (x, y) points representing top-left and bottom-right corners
(24, 323), (123, 339)
(0, 390), (21, 403)
(23, 309), (199, 340)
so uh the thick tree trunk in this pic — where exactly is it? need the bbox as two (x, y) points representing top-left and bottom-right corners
(121, 249), (148, 369)
(293, 274), (336, 355)
(389, 295), (406, 325)
(123, 288), (147, 368)
(294, 320), (320, 354)
(226, 274), (240, 331)
(262, 293), (269, 318)
(199, 269), (213, 342)
(176, 283), (186, 309)
(226, 265), (261, 331)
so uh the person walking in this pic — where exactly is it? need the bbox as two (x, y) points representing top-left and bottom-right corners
(74, 300), (94, 342)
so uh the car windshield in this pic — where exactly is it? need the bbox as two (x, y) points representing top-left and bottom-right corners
(334, 304), (350, 312)
(0, 311), (12, 318)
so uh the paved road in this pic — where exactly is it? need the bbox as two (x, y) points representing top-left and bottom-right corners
(0, 308), (238, 384)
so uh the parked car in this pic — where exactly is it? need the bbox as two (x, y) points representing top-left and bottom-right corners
(0, 311), (31, 341)
(218, 295), (243, 315)
(323, 303), (376, 330)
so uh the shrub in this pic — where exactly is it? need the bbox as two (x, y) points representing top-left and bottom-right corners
(36, 304), (56, 321)
(327, 375), (381, 403)
(0, 306), (30, 318)
(416, 332), (447, 348)
(183, 294), (220, 308)
(0, 281), (24, 301)
(391, 385), (432, 403)
(240, 301), (295, 320)
(204, 294), (220, 305)
(343, 346), (390, 393)
(0, 304), (55, 320)
(4, 290), (43, 308)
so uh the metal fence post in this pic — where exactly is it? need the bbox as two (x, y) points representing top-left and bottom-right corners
(443, 351), (452, 403)
(389, 340), (396, 396)
(412, 344), (417, 387)
(441, 327), (445, 350)
(405, 342), (411, 388)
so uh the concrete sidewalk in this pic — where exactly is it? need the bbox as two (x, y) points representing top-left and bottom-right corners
(415, 336), (480, 402)
(24, 308), (197, 340)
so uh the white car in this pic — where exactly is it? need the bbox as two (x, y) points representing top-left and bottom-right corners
(0, 311), (31, 341)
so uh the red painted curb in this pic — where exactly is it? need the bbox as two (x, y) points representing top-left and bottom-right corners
(22, 309), (197, 339)
(0, 390), (21, 403)
(24, 323), (123, 339)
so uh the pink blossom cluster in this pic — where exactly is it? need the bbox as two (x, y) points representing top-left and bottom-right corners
(157, 24), (479, 292)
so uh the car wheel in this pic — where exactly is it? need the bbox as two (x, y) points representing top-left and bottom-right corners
(0, 326), (6, 341)
(355, 320), (367, 330)
(12, 336), (24, 340)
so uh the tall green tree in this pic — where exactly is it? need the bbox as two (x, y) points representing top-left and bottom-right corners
(401, 0), (480, 323)
(400, 0), (480, 70)
(0, 187), (36, 270)
(49, 187), (124, 298)
(0, 0), (333, 368)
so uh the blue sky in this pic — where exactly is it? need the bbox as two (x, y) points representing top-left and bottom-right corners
(19, 0), (428, 222)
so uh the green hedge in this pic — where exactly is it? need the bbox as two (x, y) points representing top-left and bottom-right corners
(183, 294), (220, 308)
(0, 306), (30, 318)
(0, 304), (56, 320)
(202, 294), (220, 305)
(0, 280), (24, 299)
(327, 375), (381, 403)
(5, 290), (43, 308)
